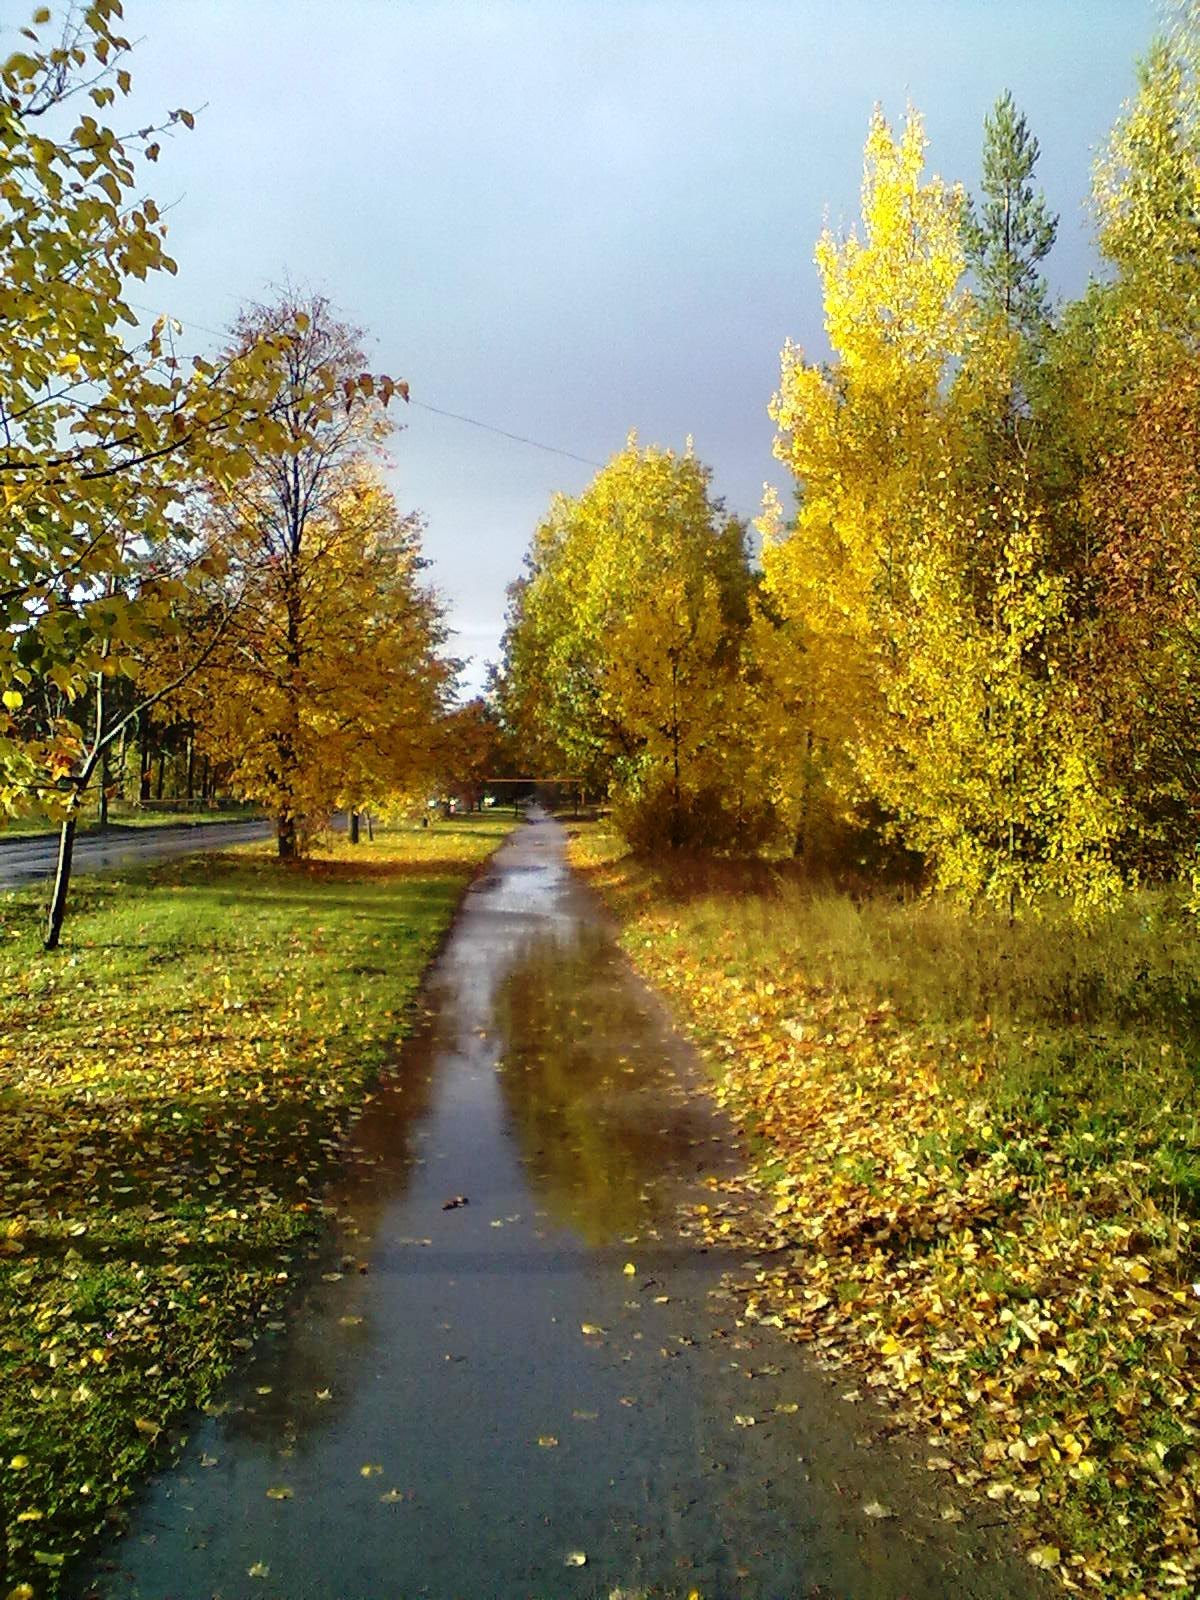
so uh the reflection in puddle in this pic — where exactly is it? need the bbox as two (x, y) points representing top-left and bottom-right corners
(72, 816), (1038, 1600)
(494, 925), (726, 1242)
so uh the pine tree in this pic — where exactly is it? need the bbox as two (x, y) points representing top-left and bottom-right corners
(963, 91), (1058, 337)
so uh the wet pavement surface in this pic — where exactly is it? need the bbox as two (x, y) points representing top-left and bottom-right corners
(72, 815), (1041, 1600)
(0, 822), (273, 888)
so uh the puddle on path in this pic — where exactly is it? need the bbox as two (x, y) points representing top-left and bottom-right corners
(72, 816), (1041, 1600)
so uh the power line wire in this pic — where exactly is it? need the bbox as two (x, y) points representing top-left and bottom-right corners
(407, 398), (602, 468)
(125, 298), (603, 470)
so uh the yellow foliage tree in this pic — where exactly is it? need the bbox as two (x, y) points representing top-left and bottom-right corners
(160, 296), (437, 853)
(500, 437), (765, 848)
(763, 107), (966, 842)
(765, 106), (1119, 910)
(174, 456), (448, 849)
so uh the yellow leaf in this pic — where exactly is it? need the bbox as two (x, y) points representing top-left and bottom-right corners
(1028, 1546), (1060, 1570)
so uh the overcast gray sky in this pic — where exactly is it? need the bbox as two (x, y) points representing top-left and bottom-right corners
(104, 0), (1154, 692)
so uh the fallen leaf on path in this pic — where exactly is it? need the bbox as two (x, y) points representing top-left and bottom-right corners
(1028, 1546), (1061, 1570)
(862, 1501), (895, 1519)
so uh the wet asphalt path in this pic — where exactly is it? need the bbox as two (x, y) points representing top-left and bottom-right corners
(71, 814), (1041, 1600)
(0, 820), (273, 888)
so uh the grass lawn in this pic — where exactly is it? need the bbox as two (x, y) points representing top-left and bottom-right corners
(568, 822), (1200, 1600)
(0, 816), (512, 1595)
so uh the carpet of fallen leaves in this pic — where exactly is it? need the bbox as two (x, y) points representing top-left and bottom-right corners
(569, 827), (1200, 1600)
(0, 818), (510, 1598)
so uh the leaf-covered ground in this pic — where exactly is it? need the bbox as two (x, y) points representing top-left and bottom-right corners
(0, 817), (511, 1598)
(568, 825), (1200, 1600)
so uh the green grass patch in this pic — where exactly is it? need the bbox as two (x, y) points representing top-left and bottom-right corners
(0, 815), (512, 1594)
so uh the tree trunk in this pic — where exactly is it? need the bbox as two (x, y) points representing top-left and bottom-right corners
(278, 809), (298, 860)
(138, 714), (151, 803)
(186, 723), (196, 800)
(366, 811), (374, 841)
(99, 743), (110, 829)
(44, 814), (78, 951)
(349, 808), (360, 845)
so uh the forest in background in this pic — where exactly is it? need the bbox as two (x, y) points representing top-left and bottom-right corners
(500, 5), (1200, 922)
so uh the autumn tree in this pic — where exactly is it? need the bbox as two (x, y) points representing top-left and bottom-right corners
(763, 108), (966, 849)
(435, 697), (507, 813)
(1064, 11), (1200, 873)
(161, 295), (412, 856)
(765, 107), (1118, 911)
(162, 310), (440, 855)
(499, 438), (763, 848)
(0, 4), (350, 945)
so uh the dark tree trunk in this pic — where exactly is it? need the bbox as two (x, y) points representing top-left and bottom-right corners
(277, 809), (298, 860)
(44, 815), (78, 950)
(186, 723), (196, 800)
(138, 715), (151, 803)
(99, 743), (110, 829)
(349, 808), (360, 845)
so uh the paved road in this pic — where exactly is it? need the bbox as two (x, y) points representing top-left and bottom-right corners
(0, 819), (273, 888)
